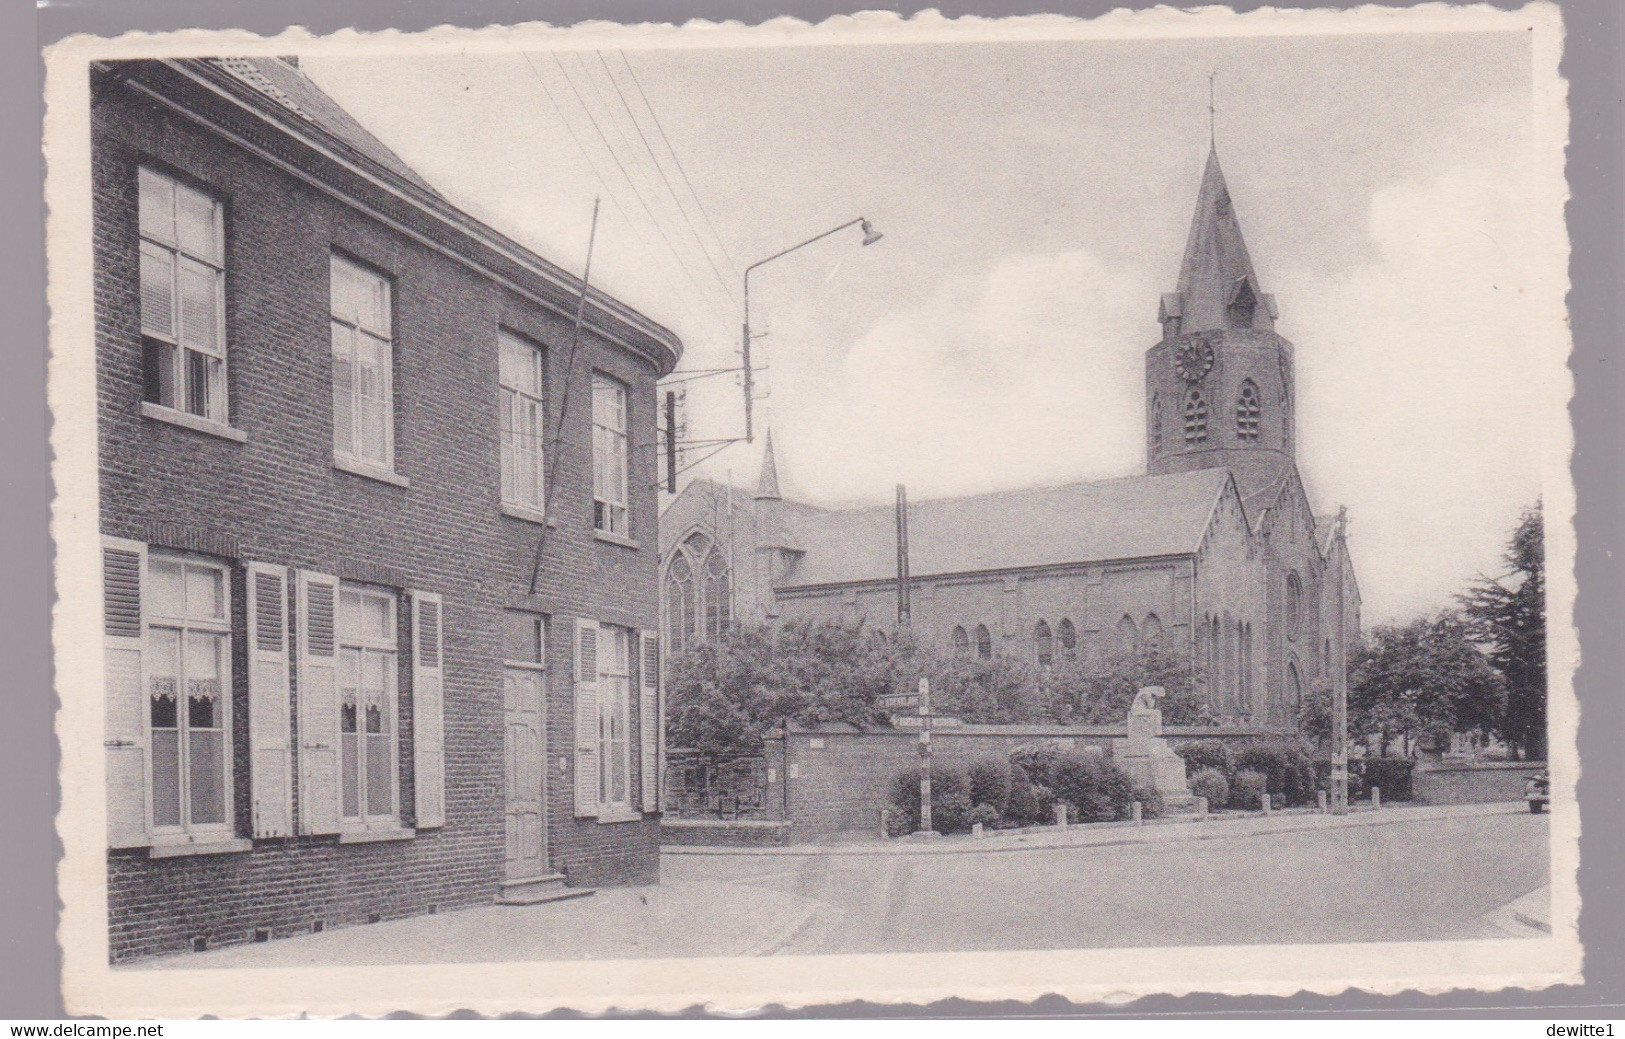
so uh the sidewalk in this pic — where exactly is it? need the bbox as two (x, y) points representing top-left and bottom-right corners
(664, 800), (1530, 858)
(133, 879), (823, 970)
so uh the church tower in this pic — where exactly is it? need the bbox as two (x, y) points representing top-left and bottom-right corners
(1146, 146), (1297, 506)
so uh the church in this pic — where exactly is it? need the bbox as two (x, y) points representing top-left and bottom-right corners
(659, 145), (1361, 729)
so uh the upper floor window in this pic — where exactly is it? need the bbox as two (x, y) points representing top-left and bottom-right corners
(1034, 620), (1054, 667)
(499, 331), (547, 512)
(145, 555), (232, 836)
(330, 256), (395, 470)
(951, 625), (969, 657)
(592, 375), (629, 536)
(1237, 380), (1261, 441)
(974, 624), (993, 660)
(139, 168), (226, 422)
(1183, 388), (1208, 443)
(338, 584), (399, 824)
(1150, 393), (1162, 454)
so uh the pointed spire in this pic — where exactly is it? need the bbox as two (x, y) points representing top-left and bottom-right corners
(1165, 146), (1275, 335)
(754, 428), (782, 501)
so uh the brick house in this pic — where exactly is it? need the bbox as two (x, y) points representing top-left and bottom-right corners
(91, 56), (679, 961)
(660, 145), (1360, 729)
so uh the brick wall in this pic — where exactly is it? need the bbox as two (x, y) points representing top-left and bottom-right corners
(771, 723), (1272, 843)
(1412, 761), (1546, 806)
(94, 65), (669, 960)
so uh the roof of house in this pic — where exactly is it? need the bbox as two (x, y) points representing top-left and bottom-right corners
(205, 57), (442, 197)
(776, 468), (1232, 588)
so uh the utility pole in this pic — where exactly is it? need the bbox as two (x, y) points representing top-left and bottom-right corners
(895, 483), (911, 627)
(1331, 506), (1350, 815)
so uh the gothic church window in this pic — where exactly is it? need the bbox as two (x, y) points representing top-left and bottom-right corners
(662, 532), (731, 654)
(1058, 618), (1077, 660)
(1116, 614), (1139, 656)
(1236, 380), (1261, 441)
(1183, 389), (1208, 443)
(1150, 394), (1162, 454)
(1286, 572), (1303, 640)
(1287, 659), (1303, 710)
(975, 624), (993, 660)
(951, 626), (969, 657)
(1034, 621), (1053, 667)
(1142, 614), (1164, 653)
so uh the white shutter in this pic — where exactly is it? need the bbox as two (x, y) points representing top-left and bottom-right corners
(639, 630), (659, 814)
(103, 537), (149, 849)
(296, 569), (341, 835)
(573, 618), (600, 818)
(247, 563), (293, 838)
(411, 590), (446, 829)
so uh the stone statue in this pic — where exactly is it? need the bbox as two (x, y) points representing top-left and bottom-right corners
(1127, 685), (1165, 739)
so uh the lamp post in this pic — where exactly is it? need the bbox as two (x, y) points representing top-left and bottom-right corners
(741, 217), (884, 443)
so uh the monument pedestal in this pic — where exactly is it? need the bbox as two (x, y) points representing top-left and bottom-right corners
(1112, 691), (1200, 814)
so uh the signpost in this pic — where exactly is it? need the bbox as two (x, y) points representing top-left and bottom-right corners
(915, 677), (932, 834)
(883, 677), (963, 836)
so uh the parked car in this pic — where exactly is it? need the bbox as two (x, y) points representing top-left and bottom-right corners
(1525, 772), (1550, 814)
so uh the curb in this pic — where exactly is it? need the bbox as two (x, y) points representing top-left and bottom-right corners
(662, 801), (1528, 858)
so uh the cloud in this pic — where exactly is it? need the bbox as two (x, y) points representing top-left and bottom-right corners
(767, 249), (1156, 504)
(1279, 161), (1550, 623)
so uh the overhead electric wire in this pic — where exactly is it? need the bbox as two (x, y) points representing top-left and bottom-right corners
(618, 50), (743, 280)
(595, 51), (738, 307)
(550, 52), (734, 332)
(517, 53), (714, 337)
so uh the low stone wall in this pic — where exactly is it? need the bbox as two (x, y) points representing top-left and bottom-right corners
(1412, 761), (1546, 805)
(771, 722), (1284, 844)
(660, 819), (794, 848)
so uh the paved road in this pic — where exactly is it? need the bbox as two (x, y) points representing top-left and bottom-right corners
(665, 812), (1550, 953)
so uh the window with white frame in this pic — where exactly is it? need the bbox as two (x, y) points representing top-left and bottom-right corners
(592, 375), (629, 536)
(499, 331), (547, 512)
(596, 624), (633, 813)
(145, 555), (232, 836)
(338, 584), (399, 824)
(331, 255), (395, 470)
(138, 168), (227, 422)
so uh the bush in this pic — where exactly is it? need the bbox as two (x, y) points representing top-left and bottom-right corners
(1235, 742), (1318, 807)
(1049, 752), (1139, 823)
(1175, 741), (1235, 780)
(966, 755), (1013, 815)
(1132, 785), (1165, 820)
(1009, 744), (1066, 790)
(1006, 764), (1055, 827)
(1189, 767), (1229, 809)
(1356, 757), (1415, 801)
(889, 761), (974, 834)
(967, 802), (1002, 830)
(1230, 768), (1267, 810)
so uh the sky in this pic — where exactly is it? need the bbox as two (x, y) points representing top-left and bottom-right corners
(300, 23), (1554, 626)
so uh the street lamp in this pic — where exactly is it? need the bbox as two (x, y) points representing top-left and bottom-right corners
(741, 217), (884, 442)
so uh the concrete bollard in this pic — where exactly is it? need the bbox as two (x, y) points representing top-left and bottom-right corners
(1261, 793), (1272, 815)
(1371, 786), (1381, 809)
(1318, 790), (1329, 813)
(1054, 802), (1069, 829)
(1132, 801), (1143, 826)
(879, 808), (890, 839)
(1195, 796), (1209, 817)
(972, 821), (984, 839)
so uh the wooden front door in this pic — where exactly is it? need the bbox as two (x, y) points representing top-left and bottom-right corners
(504, 666), (548, 881)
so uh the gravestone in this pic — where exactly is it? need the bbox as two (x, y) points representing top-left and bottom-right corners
(1110, 686), (1200, 813)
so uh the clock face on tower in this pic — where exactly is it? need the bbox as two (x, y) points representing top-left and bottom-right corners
(1174, 337), (1216, 382)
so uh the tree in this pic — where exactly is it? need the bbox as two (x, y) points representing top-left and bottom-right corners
(1035, 647), (1210, 726)
(1459, 502), (1546, 759)
(1348, 612), (1506, 756)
